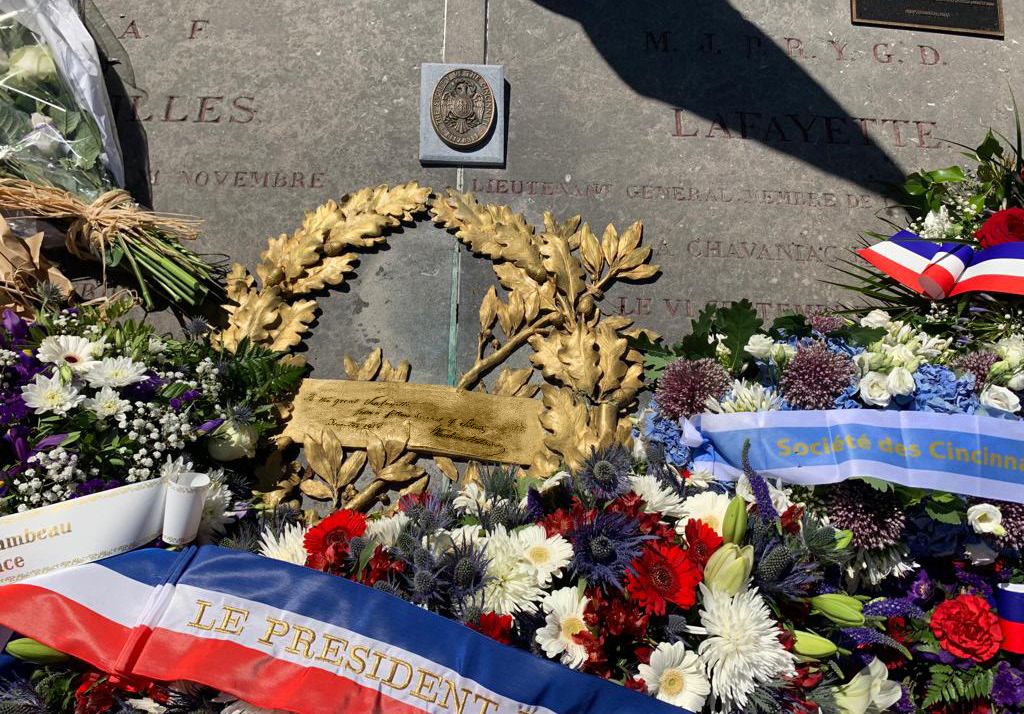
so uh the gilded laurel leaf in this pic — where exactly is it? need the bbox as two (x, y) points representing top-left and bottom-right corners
(600, 224), (620, 265)
(300, 478), (334, 501)
(435, 457), (459, 482)
(365, 433), (387, 474)
(286, 254), (357, 294)
(220, 287), (282, 350)
(595, 322), (630, 399)
(616, 221), (644, 259)
(397, 474), (430, 498)
(492, 367), (535, 397)
(306, 430), (345, 485)
(543, 213), (582, 244)
(558, 323), (601, 395)
(492, 263), (557, 314)
(269, 299), (317, 352)
(537, 232), (586, 307)
(378, 460), (423, 483)
(618, 263), (660, 281)
(379, 359), (411, 382)
(538, 384), (591, 469)
(226, 264), (254, 304)
(578, 224), (603, 279)
(345, 349), (384, 381)
(479, 285), (499, 331)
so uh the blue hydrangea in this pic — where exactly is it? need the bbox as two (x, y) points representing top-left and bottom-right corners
(911, 364), (979, 414)
(826, 337), (866, 358)
(640, 401), (691, 466)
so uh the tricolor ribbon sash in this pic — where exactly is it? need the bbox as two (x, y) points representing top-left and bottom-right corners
(0, 473), (209, 584)
(997, 584), (1024, 654)
(0, 546), (689, 714)
(858, 230), (1024, 298)
(686, 409), (1024, 504)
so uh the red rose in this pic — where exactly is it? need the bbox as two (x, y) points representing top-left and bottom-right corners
(975, 207), (1024, 249)
(929, 593), (1003, 661)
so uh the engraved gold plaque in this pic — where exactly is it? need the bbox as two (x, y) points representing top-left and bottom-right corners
(430, 68), (496, 150)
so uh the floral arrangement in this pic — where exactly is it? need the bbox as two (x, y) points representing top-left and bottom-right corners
(0, 9), (219, 308)
(0, 298), (304, 519)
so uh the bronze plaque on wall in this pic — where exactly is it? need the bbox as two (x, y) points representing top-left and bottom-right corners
(852, 0), (1003, 37)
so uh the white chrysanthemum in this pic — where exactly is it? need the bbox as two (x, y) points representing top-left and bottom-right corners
(482, 525), (544, 614)
(36, 335), (103, 372)
(197, 472), (235, 543)
(638, 641), (711, 711)
(680, 491), (731, 535)
(84, 355), (148, 387)
(365, 512), (410, 547)
(21, 372), (83, 415)
(845, 544), (916, 589)
(450, 524), (484, 546)
(698, 585), (796, 712)
(734, 474), (792, 515)
(535, 586), (590, 669)
(686, 466), (714, 491)
(629, 474), (686, 519)
(259, 523), (308, 565)
(160, 455), (193, 479)
(213, 694), (290, 714)
(706, 380), (784, 413)
(83, 385), (129, 419)
(453, 481), (493, 514)
(514, 524), (572, 586)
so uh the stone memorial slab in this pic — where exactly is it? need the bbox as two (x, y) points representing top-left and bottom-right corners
(457, 0), (1023, 358)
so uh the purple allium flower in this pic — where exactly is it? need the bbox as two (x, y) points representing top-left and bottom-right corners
(568, 511), (650, 591)
(993, 661), (1024, 708)
(780, 342), (855, 410)
(996, 500), (1024, 551)
(577, 445), (631, 500)
(825, 481), (906, 550)
(809, 312), (845, 334)
(655, 357), (730, 420)
(952, 350), (1000, 393)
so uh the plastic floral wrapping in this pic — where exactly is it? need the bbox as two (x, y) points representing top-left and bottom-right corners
(0, 0), (218, 310)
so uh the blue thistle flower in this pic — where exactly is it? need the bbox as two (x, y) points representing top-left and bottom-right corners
(577, 445), (632, 500)
(442, 541), (490, 602)
(568, 511), (650, 590)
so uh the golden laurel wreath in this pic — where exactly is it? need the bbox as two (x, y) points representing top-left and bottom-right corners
(217, 182), (660, 515)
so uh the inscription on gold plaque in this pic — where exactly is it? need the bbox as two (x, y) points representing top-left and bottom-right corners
(284, 380), (545, 465)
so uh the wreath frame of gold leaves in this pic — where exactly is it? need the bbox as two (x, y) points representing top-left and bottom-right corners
(218, 182), (660, 515)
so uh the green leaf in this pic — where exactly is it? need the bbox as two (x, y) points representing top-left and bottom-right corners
(677, 304), (720, 360)
(857, 477), (892, 492)
(355, 538), (377, 578)
(718, 299), (763, 373)
(770, 313), (811, 339)
(832, 325), (885, 348)
(903, 173), (927, 196)
(0, 101), (31, 143)
(975, 131), (1004, 161)
(925, 505), (962, 525)
(926, 165), (965, 183)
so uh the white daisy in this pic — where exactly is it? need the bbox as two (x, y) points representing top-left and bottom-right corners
(629, 474), (686, 519)
(84, 355), (148, 387)
(679, 491), (732, 535)
(259, 522), (309, 565)
(638, 641), (711, 711)
(365, 512), (410, 547)
(535, 586), (590, 669)
(453, 481), (493, 514)
(83, 386), (129, 419)
(20, 372), (83, 415)
(197, 472), (235, 543)
(481, 525), (544, 615)
(36, 335), (103, 373)
(514, 524), (572, 586)
(698, 584), (796, 712)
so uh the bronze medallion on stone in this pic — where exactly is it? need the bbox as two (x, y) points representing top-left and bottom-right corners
(430, 68), (496, 150)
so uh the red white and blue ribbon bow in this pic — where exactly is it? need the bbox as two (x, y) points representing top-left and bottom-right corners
(998, 583), (1024, 654)
(0, 546), (689, 714)
(858, 230), (1024, 299)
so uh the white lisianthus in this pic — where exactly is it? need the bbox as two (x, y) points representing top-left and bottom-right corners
(995, 336), (1024, 366)
(365, 512), (410, 548)
(1008, 370), (1024, 391)
(8, 45), (56, 82)
(853, 351), (880, 376)
(744, 334), (774, 360)
(207, 421), (258, 460)
(21, 372), (83, 415)
(967, 503), (1007, 537)
(981, 384), (1021, 414)
(859, 371), (891, 408)
(885, 367), (916, 397)
(859, 309), (891, 329)
(769, 343), (796, 366)
(638, 641), (711, 711)
(887, 344), (919, 370)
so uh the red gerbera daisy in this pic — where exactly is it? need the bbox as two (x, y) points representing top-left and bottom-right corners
(684, 518), (723, 571)
(468, 612), (515, 644)
(304, 509), (367, 572)
(625, 542), (701, 614)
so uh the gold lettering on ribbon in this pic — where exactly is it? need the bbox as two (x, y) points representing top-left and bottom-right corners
(282, 379), (544, 465)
